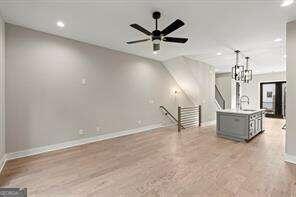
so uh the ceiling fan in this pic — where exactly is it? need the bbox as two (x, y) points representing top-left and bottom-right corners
(126, 11), (188, 53)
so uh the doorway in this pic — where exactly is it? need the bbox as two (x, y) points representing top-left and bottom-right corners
(260, 81), (286, 118)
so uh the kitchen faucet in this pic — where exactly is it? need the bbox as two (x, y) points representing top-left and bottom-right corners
(239, 95), (250, 110)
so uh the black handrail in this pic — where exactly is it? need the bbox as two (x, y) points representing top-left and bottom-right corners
(159, 106), (185, 129)
(215, 85), (226, 109)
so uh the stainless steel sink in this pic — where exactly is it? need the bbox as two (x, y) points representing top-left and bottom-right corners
(242, 109), (257, 112)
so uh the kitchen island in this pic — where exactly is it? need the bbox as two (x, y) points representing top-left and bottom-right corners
(217, 109), (265, 142)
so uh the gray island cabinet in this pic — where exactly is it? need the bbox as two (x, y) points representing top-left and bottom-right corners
(216, 109), (265, 142)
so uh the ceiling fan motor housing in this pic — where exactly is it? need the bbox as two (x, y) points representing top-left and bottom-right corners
(152, 30), (161, 42)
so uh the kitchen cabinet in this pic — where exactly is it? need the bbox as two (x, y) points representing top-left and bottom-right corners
(217, 109), (265, 142)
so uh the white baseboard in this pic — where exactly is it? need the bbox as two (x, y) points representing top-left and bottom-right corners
(161, 122), (176, 127)
(6, 123), (164, 161)
(284, 153), (296, 165)
(201, 120), (216, 127)
(0, 154), (7, 174)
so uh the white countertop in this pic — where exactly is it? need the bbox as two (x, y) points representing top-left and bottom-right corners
(217, 109), (265, 115)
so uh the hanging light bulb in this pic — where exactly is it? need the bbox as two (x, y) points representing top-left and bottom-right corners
(243, 57), (253, 83)
(231, 50), (245, 81)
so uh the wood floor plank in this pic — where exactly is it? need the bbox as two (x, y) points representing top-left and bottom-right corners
(0, 118), (295, 197)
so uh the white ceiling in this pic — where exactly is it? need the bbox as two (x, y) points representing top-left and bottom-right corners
(0, 0), (295, 73)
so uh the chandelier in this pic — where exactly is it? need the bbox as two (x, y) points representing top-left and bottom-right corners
(243, 57), (253, 83)
(231, 50), (253, 83)
(231, 50), (244, 81)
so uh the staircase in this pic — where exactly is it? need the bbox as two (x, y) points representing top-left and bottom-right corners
(160, 106), (184, 129)
(160, 105), (201, 132)
(215, 85), (225, 109)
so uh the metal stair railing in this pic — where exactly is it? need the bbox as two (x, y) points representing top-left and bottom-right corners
(215, 85), (226, 109)
(178, 105), (201, 132)
(160, 106), (185, 129)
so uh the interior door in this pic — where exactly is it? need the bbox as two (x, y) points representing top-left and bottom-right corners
(260, 81), (286, 118)
(282, 83), (287, 118)
(261, 83), (276, 117)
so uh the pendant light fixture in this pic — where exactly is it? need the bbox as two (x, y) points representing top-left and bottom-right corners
(231, 50), (244, 81)
(243, 57), (253, 83)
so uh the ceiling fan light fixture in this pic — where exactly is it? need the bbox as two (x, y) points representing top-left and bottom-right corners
(153, 39), (161, 44)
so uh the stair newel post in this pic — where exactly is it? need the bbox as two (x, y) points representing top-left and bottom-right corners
(178, 106), (181, 132)
(199, 105), (201, 127)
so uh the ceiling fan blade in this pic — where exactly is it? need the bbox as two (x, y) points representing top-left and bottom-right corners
(163, 37), (188, 43)
(126, 39), (150, 44)
(130, 24), (152, 36)
(161, 19), (185, 36)
(153, 43), (160, 51)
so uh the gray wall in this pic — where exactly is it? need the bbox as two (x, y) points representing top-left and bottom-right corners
(286, 20), (296, 157)
(5, 24), (193, 153)
(0, 15), (5, 163)
(163, 56), (216, 123)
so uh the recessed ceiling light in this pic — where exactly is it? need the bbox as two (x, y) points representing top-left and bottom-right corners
(57, 21), (65, 28)
(153, 51), (158, 54)
(217, 52), (222, 56)
(281, 0), (294, 7)
(274, 38), (283, 42)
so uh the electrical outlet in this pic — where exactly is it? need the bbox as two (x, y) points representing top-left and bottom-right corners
(96, 126), (101, 132)
(137, 120), (142, 125)
(149, 100), (155, 104)
(81, 78), (87, 85)
(78, 129), (86, 135)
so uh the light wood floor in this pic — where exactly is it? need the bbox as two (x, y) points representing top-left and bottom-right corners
(1, 118), (295, 197)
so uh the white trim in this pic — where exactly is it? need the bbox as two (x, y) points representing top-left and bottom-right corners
(284, 153), (296, 165)
(201, 120), (216, 127)
(161, 122), (176, 128)
(6, 123), (163, 161)
(0, 154), (7, 173)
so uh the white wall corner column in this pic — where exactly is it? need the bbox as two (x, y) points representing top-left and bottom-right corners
(0, 13), (6, 172)
(286, 20), (296, 164)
